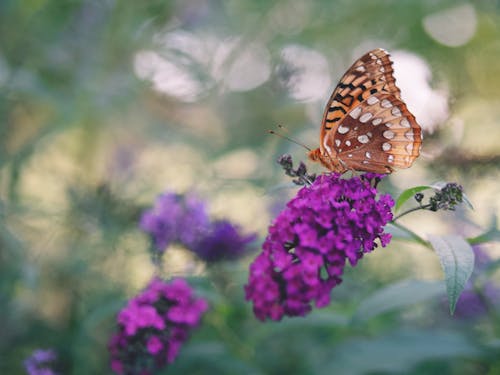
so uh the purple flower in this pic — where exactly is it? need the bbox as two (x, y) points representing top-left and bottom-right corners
(245, 173), (394, 321)
(191, 220), (256, 262)
(139, 192), (210, 252)
(140, 191), (256, 262)
(24, 349), (58, 375)
(109, 277), (209, 375)
(452, 246), (500, 319)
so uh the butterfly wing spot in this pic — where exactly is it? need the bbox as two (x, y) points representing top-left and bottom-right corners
(348, 154), (353, 158)
(372, 118), (383, 125)
(365, 151), (372, 158)
(359, 112), (373, 123)
(400, 118), (410, 127)
(385, 122), (394, 128)
(345, 140), (352, 146)
(349, 107), (362, 119)
(381, 99), (393, 108)
(338, 125), (350, 134)
(388, 154), (395, 163)
(366, 96), (379, 105)
(380, 66), (385, 73)
(383, 130), (395, 139)
(405, 143), (414, 154)
(405, 131), (415, 141)
(382, 142), (391, 151)
(391, 107), (402, 117)
(357, 135), (370, 144)
(355, 65), (366, 72)
(335, 139), (341, 147)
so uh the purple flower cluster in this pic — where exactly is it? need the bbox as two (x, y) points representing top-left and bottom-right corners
(192, 220), (257, 262)
(24, 349), (58, 375)
(245, 173), (394, 321)
(109, 277), (209, 375)
(140, 192), (255, 261)
(140, 193), (210, 251)
(453, 247), (500, 319)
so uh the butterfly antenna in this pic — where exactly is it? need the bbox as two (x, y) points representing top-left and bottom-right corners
(268, 128), (311, 151)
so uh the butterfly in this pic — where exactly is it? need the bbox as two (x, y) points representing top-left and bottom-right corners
(308, 48), (422, 174)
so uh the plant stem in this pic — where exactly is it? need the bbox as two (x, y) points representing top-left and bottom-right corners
(392, 204), (432, 221)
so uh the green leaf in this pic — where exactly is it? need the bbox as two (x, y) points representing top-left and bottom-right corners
(324, 329), (479, 375)
(352, 279), (445, 323)
(428, 235), (475, 315)
(394, 185), (432, 212)
(468, 214), (500, 245)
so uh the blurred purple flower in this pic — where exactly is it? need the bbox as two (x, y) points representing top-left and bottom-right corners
(140, 191), (256, 262)
(24, 349), (58, 375)
(452, 246), (500, 319)
(109, 277), (209, 375)
(139, 192), (210, 252)
(191, 220), (256, 262)
(245, 173), (394, 321)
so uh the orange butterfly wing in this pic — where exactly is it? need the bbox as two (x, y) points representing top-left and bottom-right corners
(311, 48), (422, 174)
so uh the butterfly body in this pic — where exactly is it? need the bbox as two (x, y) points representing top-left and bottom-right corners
(308, 48), (422, 174)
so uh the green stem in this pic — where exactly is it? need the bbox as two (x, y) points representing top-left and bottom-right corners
(389, 221), (431, 248)
(392, 204), (432, 221)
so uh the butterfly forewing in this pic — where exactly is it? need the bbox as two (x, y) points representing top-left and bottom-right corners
(315, 48), (422, 174)
(320, 48), (401, 141)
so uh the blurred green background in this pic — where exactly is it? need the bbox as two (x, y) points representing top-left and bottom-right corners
(1, 0), (500, 374)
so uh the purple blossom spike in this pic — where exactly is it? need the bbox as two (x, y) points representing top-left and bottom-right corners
(191, 220), (256, 262)
(109, 277), (209, 374)
(24, 349), (58, 375)
(139, 192), (210, 252)
(245, 173), (394, 321)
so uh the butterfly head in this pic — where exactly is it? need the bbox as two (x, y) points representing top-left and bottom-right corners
(308, 148), (347, 173)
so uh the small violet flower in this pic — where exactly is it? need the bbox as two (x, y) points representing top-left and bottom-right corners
(191, 220), (256, 262)
(139, 192), (210, 251)
(245, 173), (394, 321)
(453, 247), (500, 319)
(109, 277), (209, 375)
(140, 191), (255, 261)
(24, 349), (58, 375)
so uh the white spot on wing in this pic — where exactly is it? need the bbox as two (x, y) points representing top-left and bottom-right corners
(359, 112), (373, 123)
(406, 143), (414, 154)
(358, 134), (370, 143)
(367, 96), (379, 105)
(391, 107), (402, 117)
(338, 125), (349, 134)
(383, 130), (395, 139)
(388, 154), (395, 163)
(400, 118), (410, 128)
(381, 99), (392, 108)
(372, 118), (382, 125)
(382, 142), (391, 151)
(349, 107), (362, 119)
(365, 151), (371, 158)
(355, 65), (366, 72)
(335, 139), (341, 147)
(405, 131), (415, 141)
(345, 140), (351, 146)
